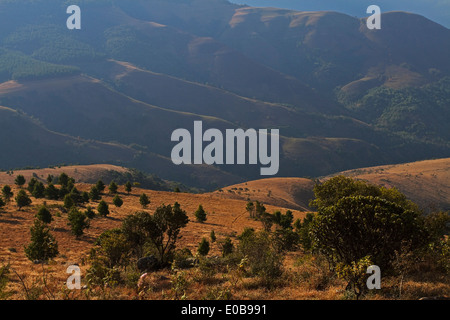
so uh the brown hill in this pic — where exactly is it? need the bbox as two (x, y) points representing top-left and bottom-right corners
(212, 177), (315, 211)
(328, 158), (450, 212)
(215, 158), (450, 213)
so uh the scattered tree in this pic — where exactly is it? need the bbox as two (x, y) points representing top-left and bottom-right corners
(125, 181), (132, 194)
(139, 193), (150, 208)
(24, 219), (59, 262)
(89, 185), (101, 201)
(68, 208), (90, 238)
(97, 200), (109, 217)
(1, 185), (13, 203)
(109, 181), (118, 194)
(197, 238), (210, 256)
(36, 205), (52, 224)
(112, 194), (123, 208)
(15, 175), (26, 188)
(96, 180), (106, 193)
(194, 205), (207, 223)
(15, 189), (31, 210)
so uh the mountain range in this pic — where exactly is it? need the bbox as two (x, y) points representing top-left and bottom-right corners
(0, 0), (449, 190)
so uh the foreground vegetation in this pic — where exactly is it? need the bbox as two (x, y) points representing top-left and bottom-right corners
(0, 173), (448, 300)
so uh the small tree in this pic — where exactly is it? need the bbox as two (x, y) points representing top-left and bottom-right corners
(63, 193), (75, 210)
(210, 230), (216, 243)
(36, 205), (52, 224)
(32, 182), (46, 199)
(198, 238), (210, 256)
(68, 208), (90, 238)
(24, 219), (59, 262)
(96, 180), (106, 193)
(125, 181), (132, 194)
(112, 194), (123, 208)
(194, 205), (207, 223)
(15, 189), (31, 210)
(46, 174), (54, 185)
(108, 181), (118, 194)
(0, 197), (5, 210)
(139, 193), (150, 208)
(58, 173), (69, 187)
(220, 237), (234, 257)
(45, 184), (60, 200)
(97, 200), (109, 217)
(89, 185), (101, 201)
(27, 178), (38, 193)
(1, 185), (13, 203)
(15, 175), (26, 188)
(147, 202), (189, 265)
(85, 206), (96, 219)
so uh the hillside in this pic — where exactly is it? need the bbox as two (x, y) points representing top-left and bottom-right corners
(0, 0), (448, 189)
(328, 158), (450, 212)
(215, 158), (450, 213)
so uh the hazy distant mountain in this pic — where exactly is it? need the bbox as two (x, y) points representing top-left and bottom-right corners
(0, 0), (448, 190)
(232, 0), (450, 29)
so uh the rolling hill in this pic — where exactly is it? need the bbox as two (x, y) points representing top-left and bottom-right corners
(0, 0), (448, 190)
(214, 158), (450, 213)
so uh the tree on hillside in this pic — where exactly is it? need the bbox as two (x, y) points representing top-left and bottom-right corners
(63, 193), (74, 210)
(96, 180), (106, 193)
(198, 238), (210, 256)
(147, 202), (189, 265)
(112, 194), (123, 208)
(0, 197), (5, 210)
(58, 173), (69, 187)
(24, 219), (59, 262)
(89, 185), (101, 201)
(1, 185), (13, 203)
(139, 193), (150, 209)
(97, 200), (109, 217)
(32, 182), (46, 199)
(194, 205), (207, 223)
(15, 189), (31, 210)
(44, 184), (59, 200)
(36, 205), (52, 224)
(68, 208), (90, 238)
(125, 181), (132, 194)
(109, 181), (118, 194)
(15, 175), (25, 188)
(310, 196), (428, 284)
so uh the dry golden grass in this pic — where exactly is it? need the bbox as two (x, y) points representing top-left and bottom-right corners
(1, 162), (449, 300)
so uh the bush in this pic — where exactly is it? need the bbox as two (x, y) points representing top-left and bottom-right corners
(238, 231), (283, 287)
(310, 195), (428, 271)
(220, 237), (234, 257)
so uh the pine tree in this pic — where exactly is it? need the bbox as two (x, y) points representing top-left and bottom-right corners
(1, 185), (13, 203)
(194, 205), (207, 223)
(36, 205), (52, 224)
(15, 189), (31, 210)
(68, 208), (90, 238)
(24, 219), (59, 262)
(15, 175), (26, 188)
(108, 181), (118, 194)
(197, 238), (210, 256)
(97, 200), (109, 217)
(96, 180), (106, 193)
(113, 194), (123, 208)
(89, 185), (101, 201)
(125, 181), (132, 194)
(139, 193), (150, 208)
